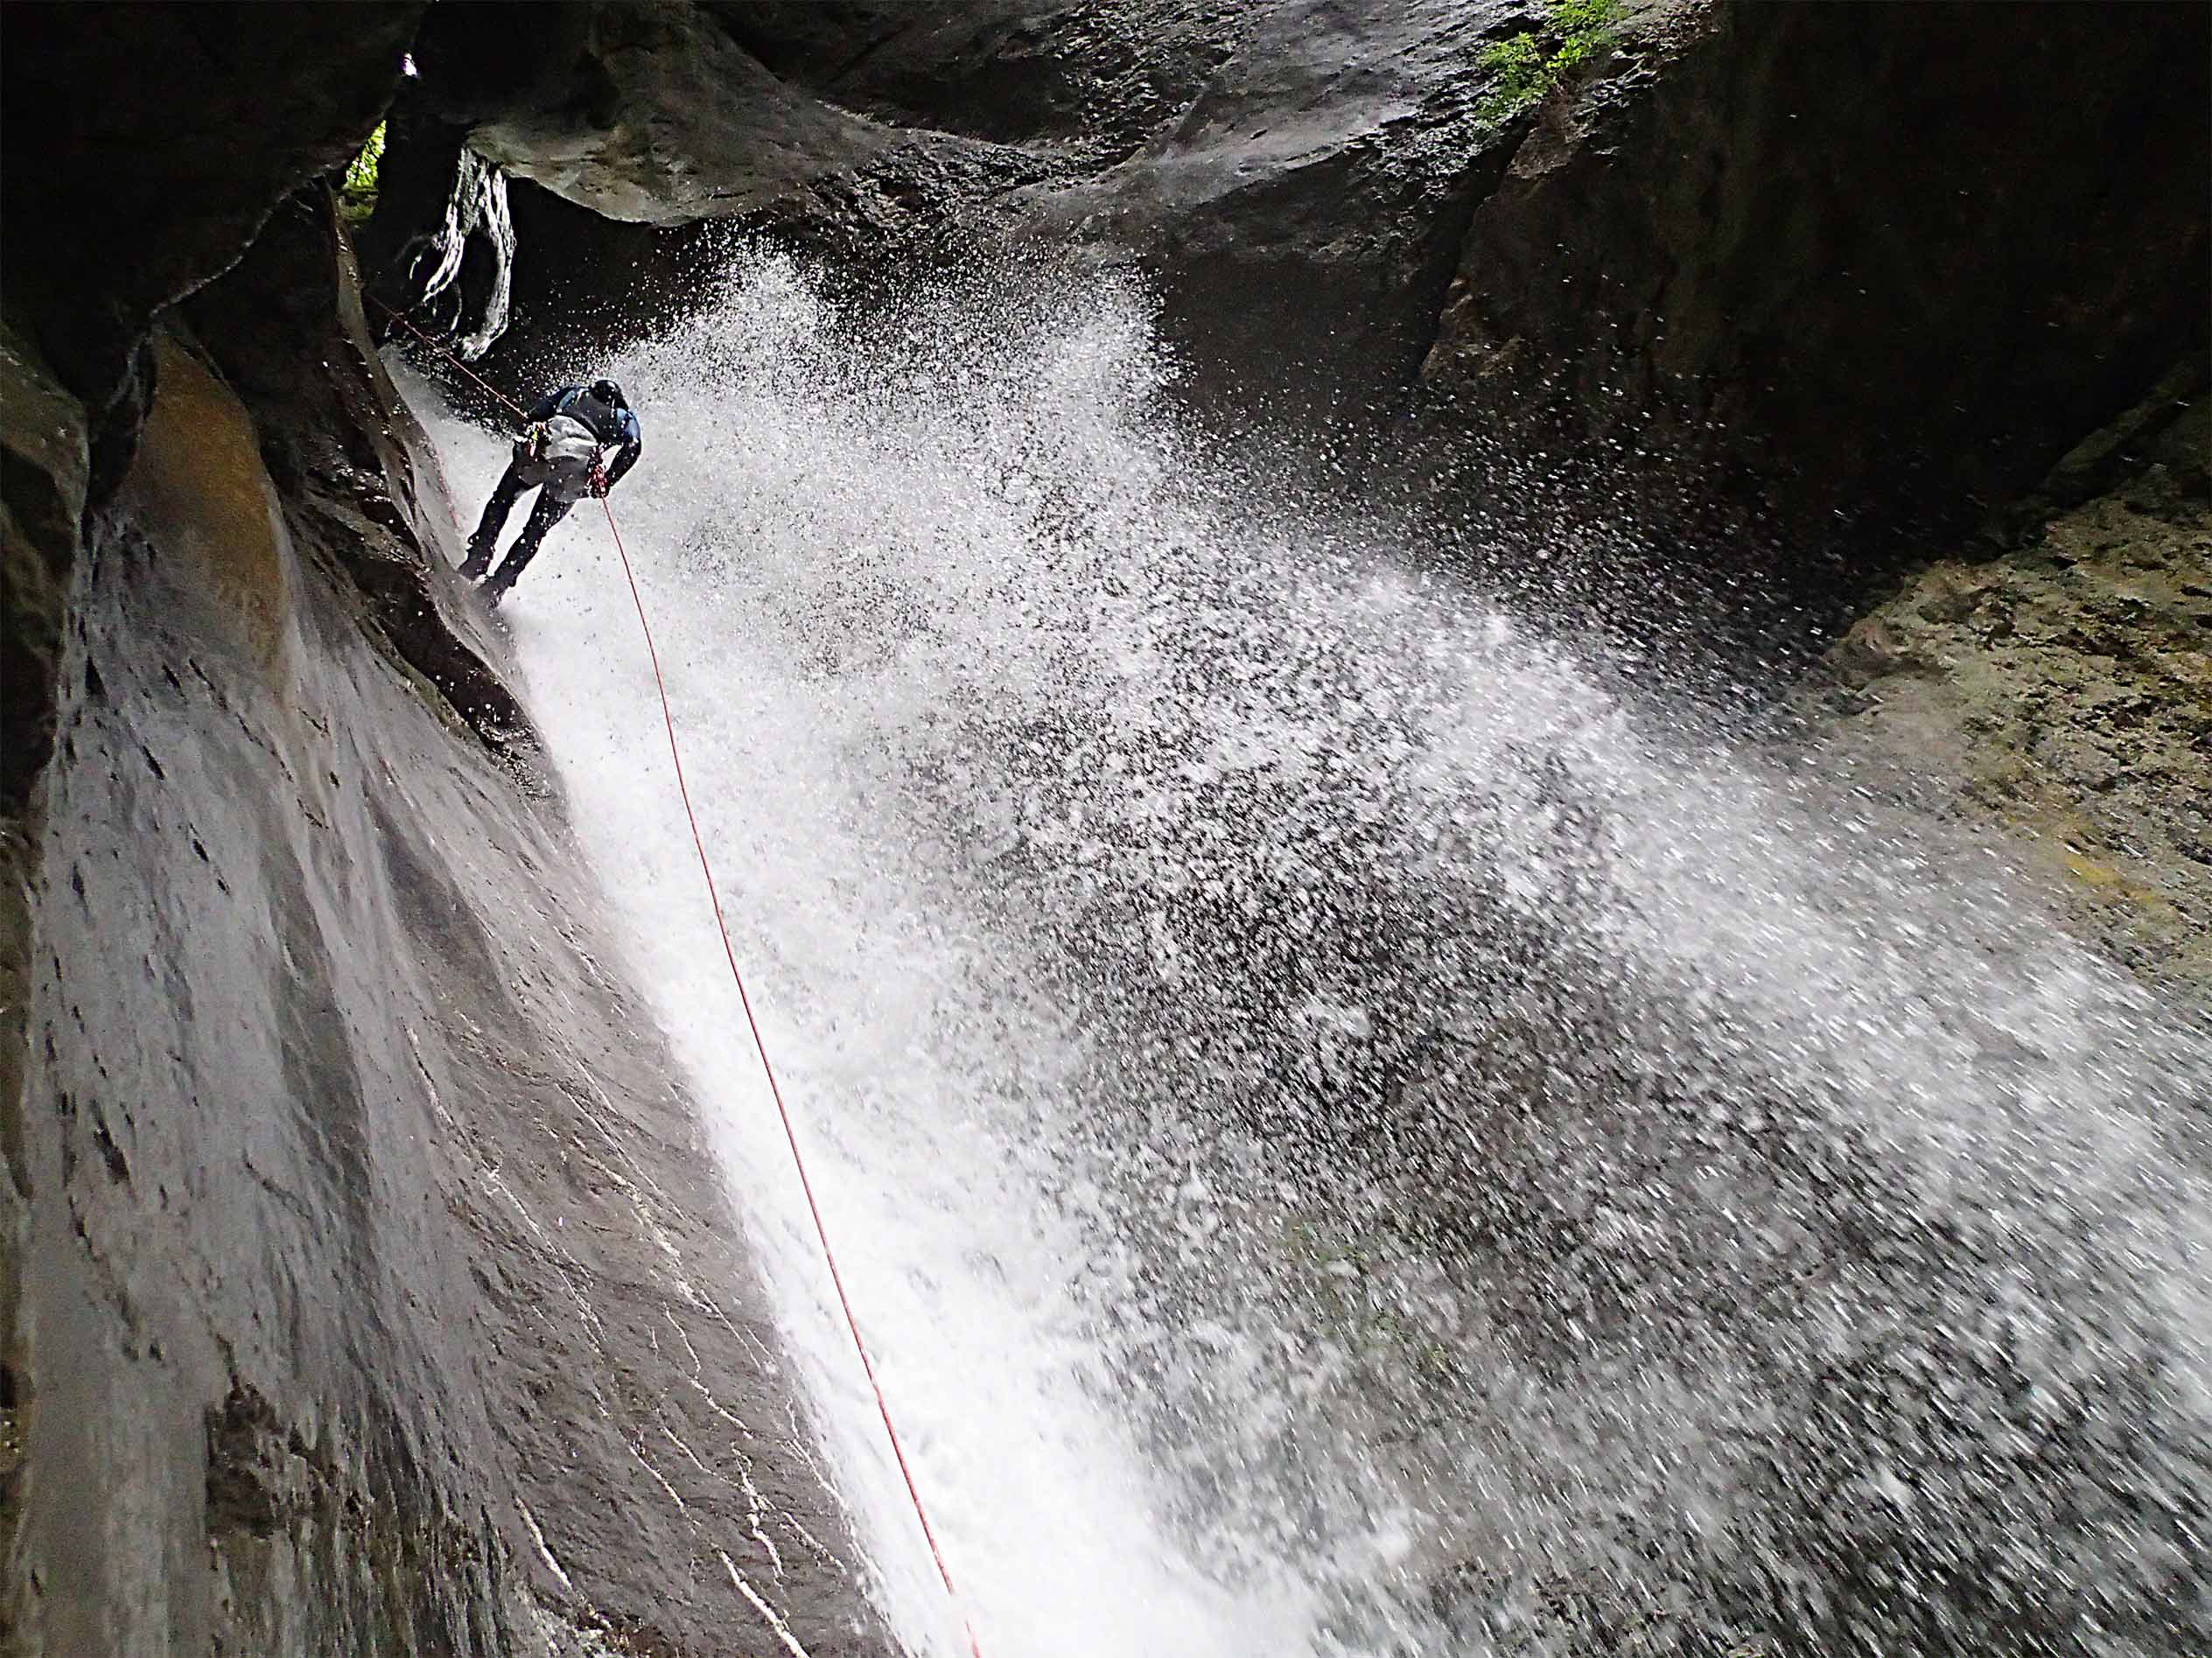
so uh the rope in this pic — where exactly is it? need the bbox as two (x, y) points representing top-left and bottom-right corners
(598, 500), (983, 1656)
(374, 299), (984, 1655)
(377, 302), (534, 425)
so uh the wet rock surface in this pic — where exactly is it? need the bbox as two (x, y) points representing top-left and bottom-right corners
(414, 0), (892, 226)
(4, 0), (422, 1135)
(382, 0), (1546, 409)
(183, 194), (534, 759)
(1417, 0), (2212, 632)
(1793, 369), (2212, 996)
(1009, 0), (1537, 422)
(0, 2), (420, 423)
(368, 1), (1079, 367)
(3, 10), (894, 1651)
(4, 165), (887, 1658)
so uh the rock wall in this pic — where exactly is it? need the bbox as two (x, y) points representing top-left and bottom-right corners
(361, 0), (1082, 371)
(0, 3), (423, 465)
(1418, 0), (2212, 633)
(371, 0), (1541, 409)
(2, 8), (887, 1653)
(1790, 363), (2212, 996)
(4, 185), (887, 1658)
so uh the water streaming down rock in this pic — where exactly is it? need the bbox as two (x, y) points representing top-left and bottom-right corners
(409, 257), (2211, 1658)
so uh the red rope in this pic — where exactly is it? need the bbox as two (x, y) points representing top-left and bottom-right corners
(377, 303), (535, 424)
(375, 299), (982, 1653)
(598, 496), (982, 1656)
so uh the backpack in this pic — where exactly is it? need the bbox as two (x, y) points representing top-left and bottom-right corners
(563, 388), (624, 445)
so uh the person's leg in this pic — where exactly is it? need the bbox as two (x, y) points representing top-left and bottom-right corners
(482, 490), (575, 604)
(462, 461), (530, 578)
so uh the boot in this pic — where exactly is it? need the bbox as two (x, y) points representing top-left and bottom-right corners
(482, 500), (560, 605)
(481, 535), (538, 608)
(459, 537), (494, 581)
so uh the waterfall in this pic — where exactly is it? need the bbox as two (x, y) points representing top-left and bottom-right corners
(410, 256), (2211, 1658)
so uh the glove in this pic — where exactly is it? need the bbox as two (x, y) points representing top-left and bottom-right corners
(522, 422), (549, 461)
(589, 461), (610, 499)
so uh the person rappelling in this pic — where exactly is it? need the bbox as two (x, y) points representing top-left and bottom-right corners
(461, 379), (642, 605)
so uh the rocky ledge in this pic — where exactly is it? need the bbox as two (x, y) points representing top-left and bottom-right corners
(1795, 367), (2212, 997)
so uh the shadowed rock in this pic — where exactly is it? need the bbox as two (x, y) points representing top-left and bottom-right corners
(8, 199), (892, 1653)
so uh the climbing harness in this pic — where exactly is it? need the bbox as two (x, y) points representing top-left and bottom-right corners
(376, 302), (984, 1655)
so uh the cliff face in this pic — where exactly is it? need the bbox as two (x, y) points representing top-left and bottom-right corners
(2, 10), (885, 1652)
(6, 183), (886, 1658)
(1416, 1), (2212, 629)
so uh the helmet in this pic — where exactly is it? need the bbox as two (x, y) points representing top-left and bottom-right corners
(589, 378), (626, 409)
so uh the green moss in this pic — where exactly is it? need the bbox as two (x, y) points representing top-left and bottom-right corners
(340, 121), (384, 225)
(1479, 0), (1621, 122)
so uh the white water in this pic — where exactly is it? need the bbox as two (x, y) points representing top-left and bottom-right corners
(412, 260), (2211, 1657)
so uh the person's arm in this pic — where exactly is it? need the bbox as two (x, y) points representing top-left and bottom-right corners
(601, 410), (642, 490)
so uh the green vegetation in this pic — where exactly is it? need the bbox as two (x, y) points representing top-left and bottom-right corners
(1479, 0), (1621, 122)
(340, 121), (385, 224)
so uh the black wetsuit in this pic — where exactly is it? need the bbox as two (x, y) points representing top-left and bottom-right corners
(463, 385), (643, 599)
